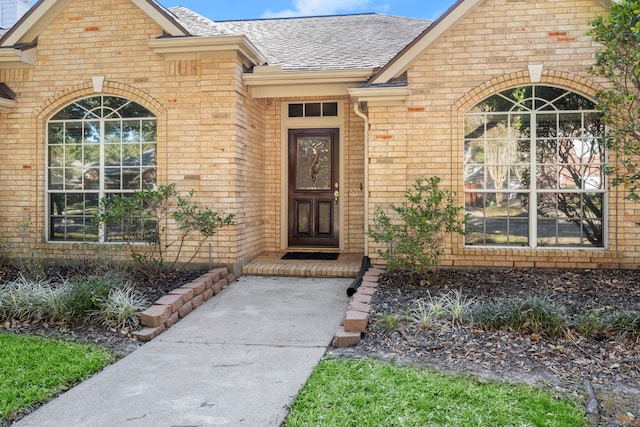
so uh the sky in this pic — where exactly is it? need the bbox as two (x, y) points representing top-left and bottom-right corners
(157, 0), (458, 21)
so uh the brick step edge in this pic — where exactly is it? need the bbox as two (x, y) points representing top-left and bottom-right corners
(332, 267), (385, 348)
(133, 268), (235, 342)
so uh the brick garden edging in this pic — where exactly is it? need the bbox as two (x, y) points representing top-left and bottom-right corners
(333, 267), (385, 347)
(133, 267), (235, 342)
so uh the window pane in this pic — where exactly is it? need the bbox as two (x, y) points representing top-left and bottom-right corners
(288, 103), (303, 117)
(142, 120), (157, 142)
(465, 85), (604, 249)
(322, 102), (338, 117)
(65, 122), (83, 144)
(83, 121), (100, 143)
(305, 103), (321, 117)
(122, 121), (141, 142)
(48, 123), (64, 144)
(104, 121), (122, 143)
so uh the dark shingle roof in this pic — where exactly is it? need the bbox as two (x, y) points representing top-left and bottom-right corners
(169, 8), (431, 71)
(0, 83), (15, 100)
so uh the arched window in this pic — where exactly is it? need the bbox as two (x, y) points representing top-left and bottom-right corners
(47, 96), (157, 242)
(464, 86), (605, 248)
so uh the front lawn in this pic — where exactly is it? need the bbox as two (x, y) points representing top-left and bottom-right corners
(0, 333), (112, 424)
(284, 357), (588, 427)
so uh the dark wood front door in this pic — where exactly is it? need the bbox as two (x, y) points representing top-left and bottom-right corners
(288, 129), (339, 247)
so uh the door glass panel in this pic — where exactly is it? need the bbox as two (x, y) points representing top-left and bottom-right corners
(296, 136), (331, 190)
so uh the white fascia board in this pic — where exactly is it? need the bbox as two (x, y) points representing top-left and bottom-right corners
(0, 98), (16, 111)
(131, 0), (190, 36)
(0, 46), (36, 67)
(371, 0), (484, 85)
(348, 86), (409, 106)
(149, 35), (267, 67)
(0, 0), (72, 46)
(243, 68), (374, 98)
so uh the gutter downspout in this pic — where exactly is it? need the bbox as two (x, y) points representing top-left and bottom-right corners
(353, 102), (370, 255)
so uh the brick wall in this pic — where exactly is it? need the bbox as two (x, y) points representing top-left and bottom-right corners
(366, 0), (638, 269)
(0, 0), (247, 267)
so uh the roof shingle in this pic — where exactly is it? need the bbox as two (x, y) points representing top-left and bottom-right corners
(169, 8), (431, 72)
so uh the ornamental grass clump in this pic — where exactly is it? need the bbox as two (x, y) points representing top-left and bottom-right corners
(473, 294), (567, 337)
(0, 273), (147, 330)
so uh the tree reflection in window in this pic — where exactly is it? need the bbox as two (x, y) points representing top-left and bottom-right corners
(47, 96), (157, 242)
(464, 86), (605, 248)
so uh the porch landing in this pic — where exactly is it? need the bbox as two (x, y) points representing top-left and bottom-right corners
(241, 252), (364, 278)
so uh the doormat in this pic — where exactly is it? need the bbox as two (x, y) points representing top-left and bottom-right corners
(281, 252), (339, 261)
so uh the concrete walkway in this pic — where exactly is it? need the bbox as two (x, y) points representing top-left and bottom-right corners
(14, 276), (351, 427)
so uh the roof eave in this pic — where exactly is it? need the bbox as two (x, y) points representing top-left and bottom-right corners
(348, 86), (409, 106)
(0, 0), (189, 47)
(244, 66), (375, 98)
(0, 46), (36, 67)
(0, 97), (16, 111)
(148, 35), (267, 68)
(370, 0), (484, 85)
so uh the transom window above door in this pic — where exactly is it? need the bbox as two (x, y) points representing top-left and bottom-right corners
(47, 96), (157, 242)
(463, 86), (605, 248)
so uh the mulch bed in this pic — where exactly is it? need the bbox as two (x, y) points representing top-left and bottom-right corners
(0, 267), (207, 358)
(348, 268), (640, 427)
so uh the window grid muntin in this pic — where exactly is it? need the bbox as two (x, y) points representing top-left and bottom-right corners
(47, 96), (157, 243)
(464, 86), (605, 249)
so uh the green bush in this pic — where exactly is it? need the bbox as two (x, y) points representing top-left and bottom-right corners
(65, 273), (125, 321)
(94, 184), (234, 279)
(369, 177), (467, 282)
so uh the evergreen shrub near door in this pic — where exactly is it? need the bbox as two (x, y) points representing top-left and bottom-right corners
(369, 177), (468, 282)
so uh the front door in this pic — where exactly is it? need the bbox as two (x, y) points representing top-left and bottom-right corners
(288, 129), (339, 247)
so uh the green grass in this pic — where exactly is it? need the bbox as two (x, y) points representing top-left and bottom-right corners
(0, 333), (113, 423)
(284, 358), (588, 427)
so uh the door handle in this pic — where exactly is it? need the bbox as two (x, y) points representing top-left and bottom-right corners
(334, 190), (340, 204)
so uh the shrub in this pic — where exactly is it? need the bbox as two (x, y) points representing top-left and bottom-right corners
(94, 184), (234, 280)
(408, 290), (474, 330)
(369, 177), (467, 282)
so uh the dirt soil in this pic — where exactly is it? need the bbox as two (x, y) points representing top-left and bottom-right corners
(347, 268), (640, 427)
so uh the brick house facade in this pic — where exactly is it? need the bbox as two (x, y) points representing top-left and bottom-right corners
(0, 0), (632, 274)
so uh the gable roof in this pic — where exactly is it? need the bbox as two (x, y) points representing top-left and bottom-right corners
(0, 0), (189, 47)
(170, 8), (432, 72)
(370, 0), (614, 84)
(0, 82), (16, 111)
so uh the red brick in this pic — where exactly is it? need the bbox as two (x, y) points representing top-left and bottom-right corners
(140, 304), (171, 327)
(164, 311), (179, 328)
(348, 300), (370, 313)
(133, 325), (165, 342)
(352, 293), (372, 306)
(178, 301), (193, 318)
(203, 288), (214, 301)
(226, 273), (236, 284)
(169, 287), (194, 301)
(344, 310), (369, 333)
(212, 278), (227, 295)
(333, 327), (361, 347)
(356, 286), (376, 296)
(192, 294), (204, 309)
(211, 267), (228, 281)
(155, 294), (184, 312)
(183, 279), (206, 296)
